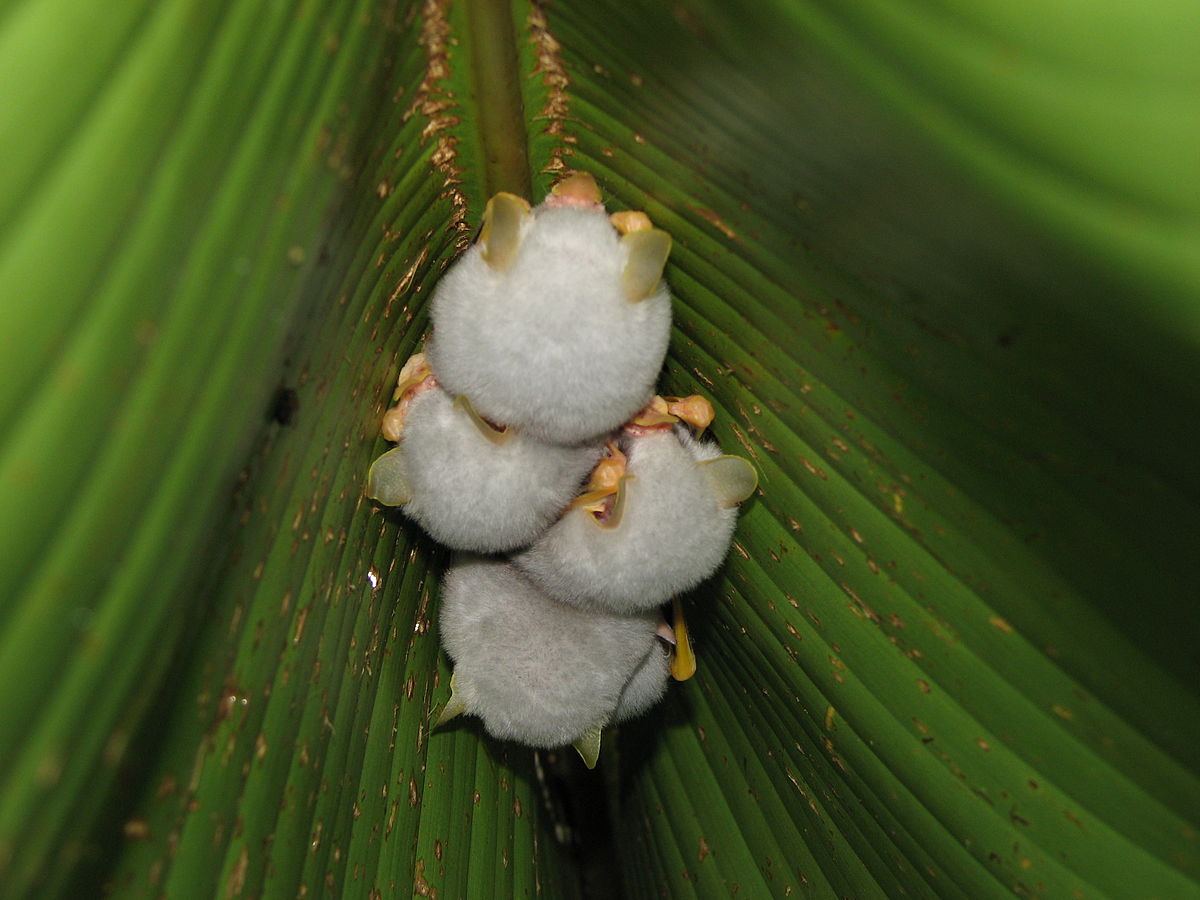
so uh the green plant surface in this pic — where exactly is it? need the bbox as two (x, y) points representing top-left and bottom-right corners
(0, 0), (1196, 897)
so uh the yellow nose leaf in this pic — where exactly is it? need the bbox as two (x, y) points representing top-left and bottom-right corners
(453, 395), (512, 445)
(596, 474), (633, 530)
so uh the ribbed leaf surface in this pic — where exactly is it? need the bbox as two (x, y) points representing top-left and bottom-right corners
(546, 1), (1200, 896)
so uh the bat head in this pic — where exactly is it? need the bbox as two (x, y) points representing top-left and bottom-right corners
(436, 557), (663, 762)
(368, 388), (601, 552)
(513, 426), (757, 612)
(426, 175), (674, 444)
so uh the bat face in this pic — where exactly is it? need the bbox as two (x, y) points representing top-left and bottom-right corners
(368, 386), (602, 552)
(437, 556), (662, 751)
(426, 176), (673, 445)
(513, 425), (757, 613)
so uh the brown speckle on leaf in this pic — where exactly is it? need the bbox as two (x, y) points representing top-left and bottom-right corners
(528, 3), (570, 161)
(414, 858), (438, 898)
(293, 606), (310, 645)
(225, 846), (249, 898)
(123, 818), (150, 840)
(691, 206), (738, 241)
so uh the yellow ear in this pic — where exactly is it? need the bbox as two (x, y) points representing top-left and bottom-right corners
(620, 229), (672, 301)
(699, 455), (758, 507)
(366, 448), (412, 506)
(572, 725), (603, 769)
(479, 192), (531, 272)
(433, 672), (468, 728)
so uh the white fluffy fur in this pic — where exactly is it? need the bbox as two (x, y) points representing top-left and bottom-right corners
(439, 556), (662, 748)
(614, 641), (670, 722)
(398, 387), (601, 552)
(427, 205), (672, 444)
(513, 426), (740, 612)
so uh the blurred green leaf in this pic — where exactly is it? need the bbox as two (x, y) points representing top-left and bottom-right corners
(1, 0), (1196, 897)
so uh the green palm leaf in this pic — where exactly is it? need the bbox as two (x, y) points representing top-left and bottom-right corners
(1, 1), (1196, 897)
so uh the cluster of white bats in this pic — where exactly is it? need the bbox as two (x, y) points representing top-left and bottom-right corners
(367, 173), (756, 767)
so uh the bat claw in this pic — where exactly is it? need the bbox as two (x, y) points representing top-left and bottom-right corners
(549, 172), (603, 208)
(665, 395), (715, 435)
(610, 210), (653, 234)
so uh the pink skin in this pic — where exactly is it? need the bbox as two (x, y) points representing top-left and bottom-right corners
(544, 173), (604, 210)
(622, 422), (675, 439)
(381, 374), (439, 442)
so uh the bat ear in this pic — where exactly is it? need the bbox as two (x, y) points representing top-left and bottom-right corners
(699, 455), (758, 507)
(479, 192), (532, 272)
(453, 395), (512, 445)
(620, 228), (672, 302)
(367, 447), (412, 506)
(572, 725), (603, 769)
(434, 672), (468, 727)
(669, 596), (697, 681)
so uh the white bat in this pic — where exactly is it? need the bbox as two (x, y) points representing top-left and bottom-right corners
(426, 173), (674, 445)
(513, 424), (757, 613)
(367, 383), (601, 552)
(436, 556), (669, 767)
